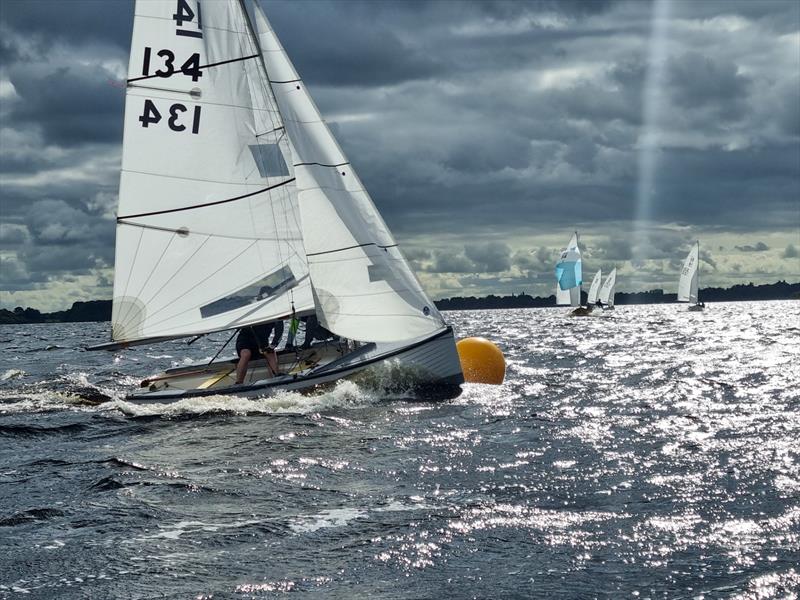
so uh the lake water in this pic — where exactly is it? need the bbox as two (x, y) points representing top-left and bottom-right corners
(1, 302), (798, 599)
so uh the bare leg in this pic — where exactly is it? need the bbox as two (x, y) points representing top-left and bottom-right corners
(235, 349), (252, 384)
(265, 349), (279, 376)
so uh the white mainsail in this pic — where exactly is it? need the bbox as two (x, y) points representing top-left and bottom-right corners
(111, 0), (313, 343)
(555, 232), (581, 307)
(598, 268), (617, 306)
(678, 242), (699, 303)
(587, 269), (602, 305)
(252, 4), (445, 343)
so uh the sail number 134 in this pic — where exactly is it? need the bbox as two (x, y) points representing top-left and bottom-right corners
(139, 99), (201, 134)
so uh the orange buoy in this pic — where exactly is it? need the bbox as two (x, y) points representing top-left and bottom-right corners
(456, 337), (505, 384)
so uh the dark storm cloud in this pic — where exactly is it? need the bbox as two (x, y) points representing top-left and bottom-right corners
(427, 242), (512, 273)
(668, 52), (751, 121)
(7, 62), (124, 147)
(0, 0), (133, 51)
(465, 242), (512, 272)
(735, 242), (770, 253)
(594, 237), (633, 261)
(263, 1), (443, 86)
(513, 246), (553, 271)
(430, 249), (475, 274)
(0, 223), (29, 245)
(1, 0), (798, 308)
(647, 144), (800, 229)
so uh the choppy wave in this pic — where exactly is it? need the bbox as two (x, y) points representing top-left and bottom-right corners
(0, 302), (798, 599)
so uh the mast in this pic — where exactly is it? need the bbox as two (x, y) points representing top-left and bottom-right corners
(237, 0), (276, 101)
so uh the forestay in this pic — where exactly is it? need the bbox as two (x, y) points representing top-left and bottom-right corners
(587, 269), (602, 305)
(678, 243), (699, 303)
(112, 0), (313, 343)
(253, 4), (445, 342)
(599, 268), (617, 306)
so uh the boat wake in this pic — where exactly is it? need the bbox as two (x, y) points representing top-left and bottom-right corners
(0, 358), (451, 418)
(101, 379), (382, 417)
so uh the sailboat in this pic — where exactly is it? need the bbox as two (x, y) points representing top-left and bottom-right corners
(89, 0), (464, 402)
(678, 241), (704, 311)
(598, 267), (617, 311)
(586, 269), (602, 311)
(554, 232), (587, 315)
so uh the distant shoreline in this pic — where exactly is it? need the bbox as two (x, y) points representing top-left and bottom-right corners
(1, 281), (797, 325)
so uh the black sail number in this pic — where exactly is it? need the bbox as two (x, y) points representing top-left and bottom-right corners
(174, 0), (203, 38)
(141, 47), (202, 82)
(139, 99), (201, 134)
(168, 103), (187, 131)
(155, 49), (175, 77)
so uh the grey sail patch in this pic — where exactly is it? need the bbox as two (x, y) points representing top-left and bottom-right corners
(200, 266), (297, 318)
(367, 262), (397, 284)
(249, 144), (290, 178)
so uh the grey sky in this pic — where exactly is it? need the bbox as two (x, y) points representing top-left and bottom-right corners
(1, 0), (798, 310)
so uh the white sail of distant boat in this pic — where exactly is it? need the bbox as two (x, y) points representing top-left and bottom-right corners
(587, 269), (602, 306)
(555, 232), (581, 308)
(89, 0), (464, 401)
(598, 267), (617, 309)
(678, 241), (703, 310)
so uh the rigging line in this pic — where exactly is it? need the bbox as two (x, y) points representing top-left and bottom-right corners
(232, 1), (290, 285)
(127, 54), (260, 84)
(269, 78), (301, 84)
(294, 161), (350, 168)
(144, 298), (309, 340)
(207, 329), (238, 366)
(126, 86), (279, 114)
(306, 243), (398, 257)
(121, 167), (276, 187)
(115, 226), (145, 329)
(119, 230), (179, 329)
(256, 126), (284, 137)
(143, 253), (306, 333)
(229, 274), (311, 325)
(117, 178), (295, 220)
(127, 83), (198, 96)
(141, 239), (257, 328)
(133, 236), (212, 325)
(117, 220), (303, 242)
(146, 256), (308, 334)
(135, 12), (246, 36)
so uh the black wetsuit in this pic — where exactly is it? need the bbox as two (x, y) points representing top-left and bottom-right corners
(236, 322), (284, 357)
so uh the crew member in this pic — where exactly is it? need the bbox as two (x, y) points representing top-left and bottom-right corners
(234, 321), (284, 384)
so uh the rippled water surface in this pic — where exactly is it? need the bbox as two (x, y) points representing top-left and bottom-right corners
(1, 302), (799, 599)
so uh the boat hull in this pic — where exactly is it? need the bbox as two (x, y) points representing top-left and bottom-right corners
(126, 326), (464, 404)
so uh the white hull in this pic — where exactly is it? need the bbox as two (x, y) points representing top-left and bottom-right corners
(127, 327), (464, 404)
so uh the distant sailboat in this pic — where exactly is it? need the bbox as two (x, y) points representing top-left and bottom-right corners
(586, 269), (602, 309)
(88, 0), (464, 401)
(555, 232), (582, 311)
(598, 267), (617, 311)
(678, 241), (705, 311)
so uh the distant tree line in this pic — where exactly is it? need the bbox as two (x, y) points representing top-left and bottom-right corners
(435, 280), (800, 311)
(1, 281), (798, 324)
